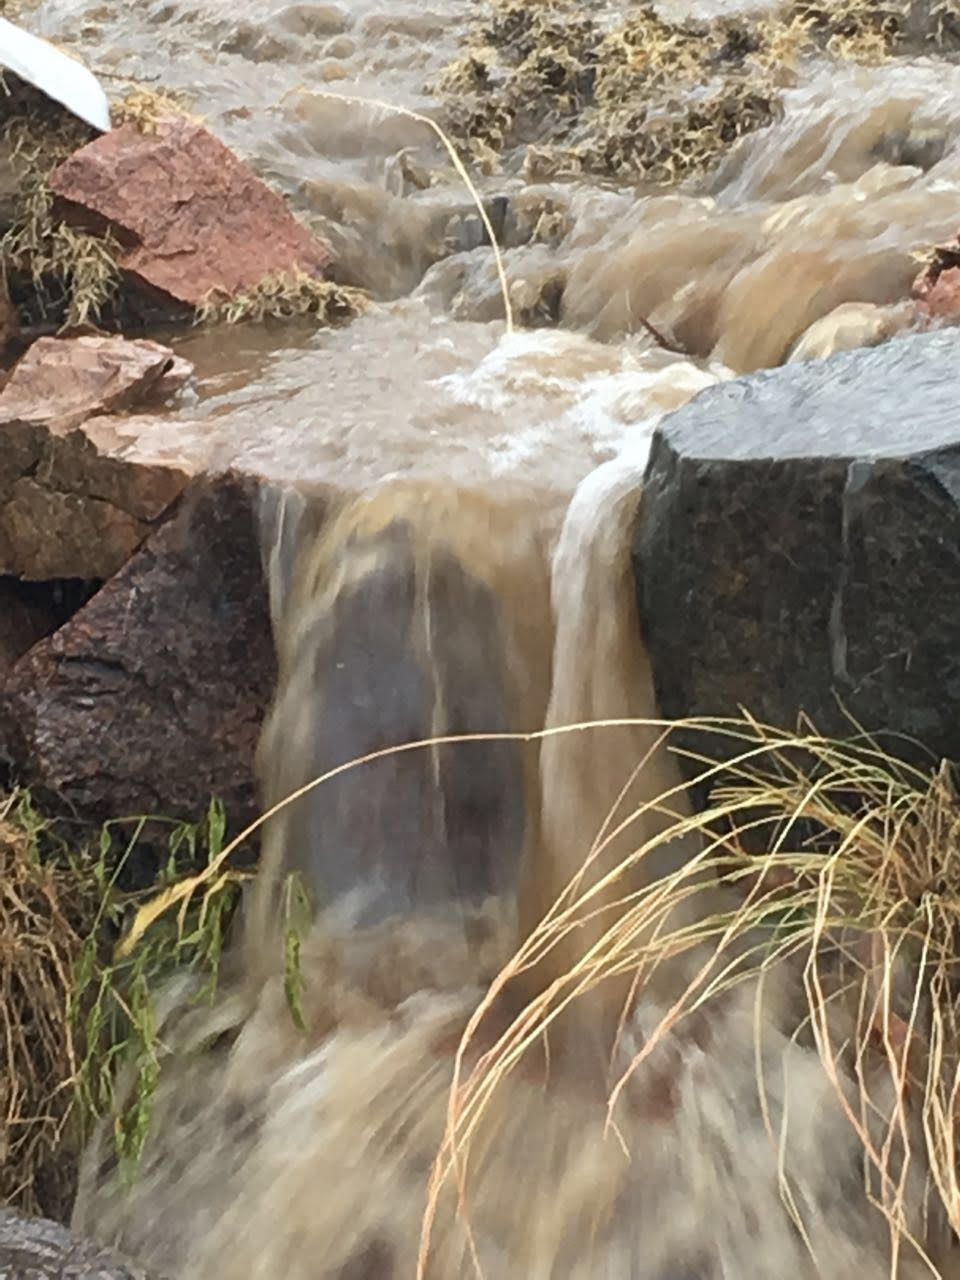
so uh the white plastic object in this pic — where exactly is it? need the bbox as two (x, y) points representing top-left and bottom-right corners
(0, 17), (111, 131)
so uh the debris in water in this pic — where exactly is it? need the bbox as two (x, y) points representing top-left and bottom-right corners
(195, 267), (368, 327)
(436, 0), (960, 182)
(108, 86), (199, 136)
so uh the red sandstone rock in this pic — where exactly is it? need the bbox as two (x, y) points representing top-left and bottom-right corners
(0, 334), (177, 429)
(915, 265), (960, 319)
(0, 335), (193, 577)
(48, 118), (332, 309)
(913, 233), (960, 318)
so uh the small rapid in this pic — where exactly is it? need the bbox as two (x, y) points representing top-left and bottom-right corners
(30, 0), (960, 1272)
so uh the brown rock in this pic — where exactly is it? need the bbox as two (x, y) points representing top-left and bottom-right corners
(916, 265), (960, 318)
(0, 1206), (155, 1279)
(0, 473), (276, 857)
(0, 336), (195, 577)
(49, 118), (332, 309)
(913, 232), (960, 317)
(0, 333), (178, 430)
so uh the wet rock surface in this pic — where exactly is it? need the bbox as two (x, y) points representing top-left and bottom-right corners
(48, 119), (332, 311)
(0, 334), (178, 429)
(0, 1207), (155, 1279)
(0, 336), (192, 578)
(635, 327), (960, 777)
(0, 474), (275, 858)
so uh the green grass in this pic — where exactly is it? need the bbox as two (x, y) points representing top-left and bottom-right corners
(0, 791), (307, 1218)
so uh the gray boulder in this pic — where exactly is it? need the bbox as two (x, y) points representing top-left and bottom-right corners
(0, 1207), (158, 1278)
(634, 328), (960, 775)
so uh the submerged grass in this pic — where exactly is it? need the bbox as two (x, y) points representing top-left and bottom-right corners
(436, 0), (960, 183)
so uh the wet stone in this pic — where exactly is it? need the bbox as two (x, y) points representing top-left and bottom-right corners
(634, 327), (960, 776)
(0, 1206), (155, 1279)
(0, 336), (191, 578)
(0, 474), (275, 871)
(49, 119), (332, 311)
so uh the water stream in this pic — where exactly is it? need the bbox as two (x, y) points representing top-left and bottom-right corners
(18, 0), (960, 1271)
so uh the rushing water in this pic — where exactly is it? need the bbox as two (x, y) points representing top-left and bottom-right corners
(17, 0), (960, 1271)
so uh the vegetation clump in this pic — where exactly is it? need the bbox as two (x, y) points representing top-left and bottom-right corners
(0, 794), (98, 1219)
(436, 0), (960, 185)
(195, 268), (370, 327)
(428, 718), (960, 1265)
(0, 73), (118, 329)
(0, 791), (250, 1222)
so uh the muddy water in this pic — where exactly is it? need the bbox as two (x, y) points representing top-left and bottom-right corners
(26, 0), (960, 1272)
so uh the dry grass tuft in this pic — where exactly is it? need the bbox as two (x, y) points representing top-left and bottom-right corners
(195, 268), (370, 326)
(109, 87), (199, 135)
(0, 793), (98, 1220)
(418, 717), (960, 1273)
(106, 717), (960, 1275)
(0, 72), (119, 329)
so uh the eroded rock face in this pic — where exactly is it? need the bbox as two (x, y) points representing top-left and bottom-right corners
(0, 336), (194, 578)
(634, 327), (960, 775)
(0, 1206), (155, 1279)
(0, 474), (275, 856)
(49, 118), (332, 310)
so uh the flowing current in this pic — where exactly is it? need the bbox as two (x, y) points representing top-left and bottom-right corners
(19, 0), (960, 1271)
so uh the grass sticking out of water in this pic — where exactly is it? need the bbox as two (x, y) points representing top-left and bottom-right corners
(109, 86), (199, 134)
(195, 268), (370, 327)
(420, 717), (960, 1274)
(436, 0), (960, 184)
(109, 716), (960, 1271)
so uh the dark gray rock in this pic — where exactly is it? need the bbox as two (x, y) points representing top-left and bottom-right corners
(0, 1206), (157, 1278)
(634, 328), (960, 776)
